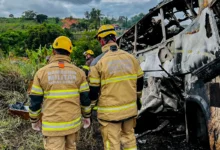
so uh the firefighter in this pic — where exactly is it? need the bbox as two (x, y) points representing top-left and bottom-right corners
(89, 24), (144, 150)
(29, 36), (91, 150)
(82, 49), (95, 76)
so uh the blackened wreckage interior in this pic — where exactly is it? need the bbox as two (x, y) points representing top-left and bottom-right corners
(117, 0), (220, 149)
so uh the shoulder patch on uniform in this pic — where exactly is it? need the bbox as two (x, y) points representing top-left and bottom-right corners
(90, 52), (107, 66)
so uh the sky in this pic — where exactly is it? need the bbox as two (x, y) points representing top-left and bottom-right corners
(0, 0), (161, 18)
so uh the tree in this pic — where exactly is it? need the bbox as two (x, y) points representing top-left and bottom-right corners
(84, 11), (90, 20)
(72, 31), (101, 66)
(36, 14), (48, 23)
(128, 13), (145, 27)
(0, 31), (27, 56)
(118, 16), (126, 24)
(55, 17), (60, 24)
(79, 19), (89, 31)
(22, 10), (36, 20)
(9, 14), (14, 18)
(122, 17), (128, 28)
(96, 9), (102, 28)
(86, 8), (102, 29)
(26, 24), (65, 49)
(102, 17), (111, 24)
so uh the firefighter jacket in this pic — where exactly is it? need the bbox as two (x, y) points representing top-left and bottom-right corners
(83, 57), (94, 76)
(29, 55), (91, 136)
(88, 43), (144, 122)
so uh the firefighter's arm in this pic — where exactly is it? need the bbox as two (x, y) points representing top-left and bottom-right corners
(82, 65), (89, 76)
(137, 65), (144, 110)
(79, 71), (91, 118)
(88, 65), (100, 109)
(29, 71), (44, 123)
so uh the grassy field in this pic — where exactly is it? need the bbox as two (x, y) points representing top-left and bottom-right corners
(0, 18), (62, 33)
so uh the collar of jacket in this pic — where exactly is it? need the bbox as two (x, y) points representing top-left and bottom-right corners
(48, 55), (71, 64)
(101, 42), (119, 53)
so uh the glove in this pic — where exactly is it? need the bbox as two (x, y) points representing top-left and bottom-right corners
(83, 118), (91, 129)
(137, 98), (142, 110)
(31, 120), (41, 131)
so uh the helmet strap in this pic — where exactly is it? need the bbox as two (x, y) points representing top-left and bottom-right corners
(99, 38), (106, 46)
(99, 35), (116, 46)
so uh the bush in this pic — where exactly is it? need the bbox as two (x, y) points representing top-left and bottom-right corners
(0, 30), (27, 55)
(26, 23), (65, 50)
(72, 31), (101, 66)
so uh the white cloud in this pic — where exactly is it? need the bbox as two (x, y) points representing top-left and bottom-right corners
(0, 0), (158, 18)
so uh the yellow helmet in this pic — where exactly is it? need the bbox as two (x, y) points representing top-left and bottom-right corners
(52, 36), (73, 53)
(83, 50), (94, 56)
(95, 24), (117, 39)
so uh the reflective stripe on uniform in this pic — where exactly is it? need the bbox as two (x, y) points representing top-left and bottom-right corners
(31, 85), (43, 95)
(80, 82), (89, 92)
(138, 69), (144, 77)
(82, 105), (91, 113)
(106, 140), (110, 150)
(89, 78), (101, 84)
(29, 108), (41, 118)
(101, 74), (137, 86)
(82, 65), (90, 70)
(98, 101), (136, 113)
(124, 146), (137, 150)
(93, 106), (98, 110)
(42, 116), (81, 131)
(44, 89), (79, 99)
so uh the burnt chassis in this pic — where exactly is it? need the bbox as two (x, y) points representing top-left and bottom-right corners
(117, 0), (220, 149)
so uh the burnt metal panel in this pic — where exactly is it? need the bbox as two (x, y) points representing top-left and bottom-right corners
(193, 57), (220, 82)
(210, 83), (220, 107)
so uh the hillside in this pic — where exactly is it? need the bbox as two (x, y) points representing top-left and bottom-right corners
(0, 18), (64, 33)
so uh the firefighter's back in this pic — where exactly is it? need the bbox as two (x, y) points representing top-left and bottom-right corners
(95, 48), (141, 121)
(36, 55), (84, 136)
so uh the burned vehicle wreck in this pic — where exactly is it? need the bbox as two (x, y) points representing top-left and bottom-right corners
(117, 0), (220, 149)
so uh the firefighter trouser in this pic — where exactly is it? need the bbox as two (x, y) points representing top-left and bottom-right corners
(99, 118), (137, 150)
(43, 132), (78, 150)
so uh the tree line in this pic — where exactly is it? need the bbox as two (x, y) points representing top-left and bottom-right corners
(0, 8), (145, 66)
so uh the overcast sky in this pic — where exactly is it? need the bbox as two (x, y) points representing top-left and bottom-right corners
(0, 0), (161, 18)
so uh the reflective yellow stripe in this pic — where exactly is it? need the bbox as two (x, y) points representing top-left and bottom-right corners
(101, 74), (137, 86)
(89, 77), (101, 84)
(106, 140), (110, 150)
(124, 146), (137, 150)
(80, 82), (89, 92)
(82, 105), (91, 113)
(44, 89), (79, 99)
(98, 101), (136, 113)
(42, 117), (81, 131)
(31, 85), (43, 95)
(29, 108), (41, 117)
(82, 65), (90, 70)
(93, 106), (98, 110)
(138, 69), (144, 77)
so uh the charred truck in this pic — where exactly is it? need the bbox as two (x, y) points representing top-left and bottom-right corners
(116, 0), (220, 149)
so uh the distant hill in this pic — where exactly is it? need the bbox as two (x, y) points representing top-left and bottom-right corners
(0, 17), (64, 33)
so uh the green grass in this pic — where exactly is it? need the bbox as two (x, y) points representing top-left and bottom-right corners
(0, 18), (62, 33)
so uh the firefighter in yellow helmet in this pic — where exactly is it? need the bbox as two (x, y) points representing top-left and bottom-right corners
(82, 49), (95, 76)
(89, 25), (144, 150)
(29, 36), (91, 150)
